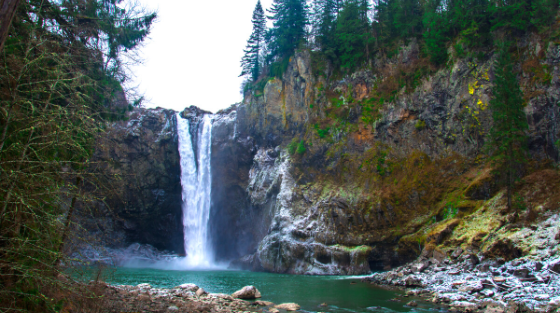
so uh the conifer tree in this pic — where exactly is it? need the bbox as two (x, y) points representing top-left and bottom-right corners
(423, 0), (449, 64)
(240, 0), (267, 81)
(488, 44), (528, 211)
(334, 0), (369, 70)
(267, 0), (309, 60)
(311, 0), (337, 55)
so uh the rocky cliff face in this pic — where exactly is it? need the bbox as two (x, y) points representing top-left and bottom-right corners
(93, 108), (184, 253)
(209, 35), (560, 274)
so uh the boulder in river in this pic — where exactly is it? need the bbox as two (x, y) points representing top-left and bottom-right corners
(231, 285), (262, 299)
(275, 303), (301, 311)
(177, 283), (199, 292)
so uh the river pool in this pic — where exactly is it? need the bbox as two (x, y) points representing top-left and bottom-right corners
(73, 267), (443, 313)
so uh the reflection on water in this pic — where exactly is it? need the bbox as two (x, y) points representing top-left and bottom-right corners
(72, 268), (443, 313)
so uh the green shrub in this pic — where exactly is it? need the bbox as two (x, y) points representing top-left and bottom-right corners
(269, 57), (290, 79)
(442, 203), (458, 219)
(296, 140), (306, 155)
(415, 120), (426, 130)
(454, 43), (465, 58)
(314, 123), (330, 138)
(287, 138), (298, 155)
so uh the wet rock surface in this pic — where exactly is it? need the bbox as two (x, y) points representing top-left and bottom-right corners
(228, 148), (373, 275)
(101, 283), (286, 313)
(83, 108), (183, 253)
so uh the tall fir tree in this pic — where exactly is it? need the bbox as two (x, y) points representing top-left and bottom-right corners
(311, 0), (337, 56)
(240, 0), (267, 81)
(422, 0), (449, 64)
(267, 0), (309, 60)
(488, 44), (528, 211)
(334, 0), (370, 70)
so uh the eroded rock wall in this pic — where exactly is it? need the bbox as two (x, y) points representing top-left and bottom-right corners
(93, 108), (183, 253)
(216, 36), (560, 274)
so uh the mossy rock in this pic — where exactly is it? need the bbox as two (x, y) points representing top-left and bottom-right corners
(463, 167), (497, 200)
(426, 218), (461, 245)
(482, 238), (522, 261)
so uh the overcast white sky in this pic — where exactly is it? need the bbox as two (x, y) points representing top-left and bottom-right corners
(129, 0), (274, 113)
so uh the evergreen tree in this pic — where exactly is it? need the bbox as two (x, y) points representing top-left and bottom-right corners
(393, 0), (423, 38)
(373, 0), (422, 43)
(422, 0), (449, 64)
(267, 0), (309, 60)
(240, 0), (267, 81)
(489, 0), (532, 32)
(373, 0), (395, 42)
(531, 0), (558, 27)
(488, 44), (528, 211)
(334, 0), (369, 70)
(311, 0), (337, 56)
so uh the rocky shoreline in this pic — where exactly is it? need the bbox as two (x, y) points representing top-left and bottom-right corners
(88, 251), (560, 313)
(363, 253), (560, 312)
(99, 282), (300, 313)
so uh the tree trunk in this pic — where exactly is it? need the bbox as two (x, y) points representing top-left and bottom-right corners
(0, 0), (21, 54)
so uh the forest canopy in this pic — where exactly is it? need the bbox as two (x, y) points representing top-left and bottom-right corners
(239, 0), (559, 84)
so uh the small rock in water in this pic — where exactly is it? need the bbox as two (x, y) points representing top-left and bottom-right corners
(319, 303), (328, 307)
(254, 300), (274, 306)
(177, 283), (199, 292)
(275, 303), (301, 311)
(407, 300), (418, 307)
(232, 285), (261, 299)
(269, 308), (280, 313)
(367, 306), (382, 311)
(196, 287), (207, 296)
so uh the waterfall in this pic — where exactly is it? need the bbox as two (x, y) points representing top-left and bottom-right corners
(176, 113), (214, 268)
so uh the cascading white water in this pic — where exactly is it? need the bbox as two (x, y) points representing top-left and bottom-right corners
(176, 113), (214, 268)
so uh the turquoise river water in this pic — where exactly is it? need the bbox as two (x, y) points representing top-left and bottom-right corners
(74, 267), (444, 313)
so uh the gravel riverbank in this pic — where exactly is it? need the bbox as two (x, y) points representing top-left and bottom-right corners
(363, 254), (560, 312)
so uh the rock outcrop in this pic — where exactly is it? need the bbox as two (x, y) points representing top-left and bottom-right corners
(91, 108), (183, 253)
(214, 36), (560, 274)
